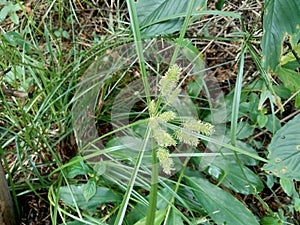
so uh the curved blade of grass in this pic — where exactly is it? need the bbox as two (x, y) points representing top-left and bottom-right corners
(229, 50), (260, 194)
(170, 0), (197, 66)
(230, 52), (244, 146)
(113, 126), (151, 225)
(126, 0), (150, 104)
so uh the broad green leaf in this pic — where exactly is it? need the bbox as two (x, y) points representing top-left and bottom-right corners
(261, 0), (300, 72)
(64, 156), (90, 179)
(59, 185), (122, 214)
(218, 136), (259, 166)
(93, 160), (106, 176)
(0, 5), (9, 21)
(10, 12), (19, 24)
(133, 210), (166, 225)
(184, 169), (259, 225)
(281, 43), (300, 67)
(260, 216), (283, 225)
(3, 31), (31, 51)
(257, 114), (268, 128)
(125, 203), (148, 225)
(83, 179), (97, 202)
(263, 113), (300, 180)
(279, 178), (293, 196)
(135, 0), (206, 37)
(278, 68), (300, 93)
(277, 67), (300, 109)
(273, 85), (291, 99)
(209, 161), (264, 194)
(165, 208), (184, 225)
(265, 174), (276, 189)
(294, 197), (300, 211)
(265, 114), (281, 134)
(156, 188), (173, 210)
(236, 121), (254, 139)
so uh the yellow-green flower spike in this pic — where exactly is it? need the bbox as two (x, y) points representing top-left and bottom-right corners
(174, 129), (199, 147)
(157, 111), (176, 123)
(159, 64), (181, 98)
(148, 99), (157, 117)
(183, 120), (215, 136)
(152, 128), (177, 147)
(157, 147), (174, 175)
(198, 121), (215, 136)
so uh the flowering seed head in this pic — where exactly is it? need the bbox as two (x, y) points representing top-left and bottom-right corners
(157, 147), (174, 175)
(159, 64), (181, 98)
(148, 99), (157, 117)
(183, 120), (215, 136)
(153, 128), (176, 147)
(199, 121), (215, 136)
(157, 111), (176, 123)
(174, 129), (199, 147)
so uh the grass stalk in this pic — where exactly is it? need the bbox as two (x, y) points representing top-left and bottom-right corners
(145, 143), (158, 225)
(126, 0), (151, 104)
(170, 0), (196, 65)
(230, 51), (244, 147)
(113, 126), (151, 225)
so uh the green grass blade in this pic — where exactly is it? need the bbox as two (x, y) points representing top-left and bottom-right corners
(170, 0), (196, 65)
(113, 126), (151, 225)
(126, 0), (151, 104)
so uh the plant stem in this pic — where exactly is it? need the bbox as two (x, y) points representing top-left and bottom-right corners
(163, 156), (190, 225)
(125, 1), (159, 224)
(113, 126), (151, 225)
(145, 143), (158, 225)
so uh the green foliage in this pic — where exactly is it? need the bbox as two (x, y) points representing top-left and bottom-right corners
(208, 160), (264, 194)
(184, 169), (259, 225)
(135, 0), (207, 37)
(262, 0), (300, 108)
(2, 0), (300, 224)
(262, 0), (300, 72)
(133, 210), (166, 225)
(263, 113), (300, 180)
(277, 68), (300, 108)
(0, 0), (22, 24)
(59, 185), (122, 214)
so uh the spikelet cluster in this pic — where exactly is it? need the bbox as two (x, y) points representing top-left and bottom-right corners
(174, 129), (199, 147)
(159, 64), (181, 100)
(152, 128), (176, 147)
(148, 100), (157, 117)
(182, 119), (215, 136)
(157, 147), (174, 175)
(148, 65), (214, 175)
(149, 113), (176, 174)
